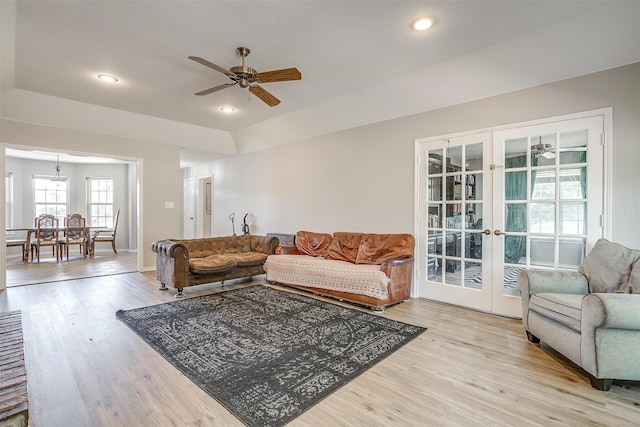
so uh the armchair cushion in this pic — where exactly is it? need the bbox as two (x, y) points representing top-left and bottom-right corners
(578, 239), (640, 293)
(529, 293), (584, 332)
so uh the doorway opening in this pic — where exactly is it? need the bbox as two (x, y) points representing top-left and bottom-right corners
(2, 146), (141, 287)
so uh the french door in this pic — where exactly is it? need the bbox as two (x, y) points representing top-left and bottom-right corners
(416, 115), (604, 317)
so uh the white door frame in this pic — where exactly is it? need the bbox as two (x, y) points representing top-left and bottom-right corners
(197, 176), (213, 238)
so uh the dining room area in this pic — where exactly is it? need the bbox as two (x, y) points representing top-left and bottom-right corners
(4, 148), (139, 287)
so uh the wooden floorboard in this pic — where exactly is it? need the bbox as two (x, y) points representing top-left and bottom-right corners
(0, 269), (638, 426)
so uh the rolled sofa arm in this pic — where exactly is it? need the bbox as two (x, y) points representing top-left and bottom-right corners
(151, 239), (188, 258)
(380, 255), (414, 302)
(518, 269), (589, 297)
(580, 293), (640, 378)
(583, 293), (640, 330)
(151, 239), (189, 289)
(276, 245), (302, 255)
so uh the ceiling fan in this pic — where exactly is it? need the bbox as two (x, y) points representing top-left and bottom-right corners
(188, 47), (302, 107)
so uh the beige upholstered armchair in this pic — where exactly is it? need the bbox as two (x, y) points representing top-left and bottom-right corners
(518, 239), (640, 391)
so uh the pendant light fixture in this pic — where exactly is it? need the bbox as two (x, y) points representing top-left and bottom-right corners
(50, 155), (69, 182)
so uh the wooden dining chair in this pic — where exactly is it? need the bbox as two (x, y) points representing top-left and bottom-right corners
(90, 209), (120, 256)
(60, 214), (87, 261)
(30, 214), (59, 262)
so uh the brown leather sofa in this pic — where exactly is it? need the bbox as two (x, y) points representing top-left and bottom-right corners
(151, 235), (279, 297)
(265, 231), (415, 311)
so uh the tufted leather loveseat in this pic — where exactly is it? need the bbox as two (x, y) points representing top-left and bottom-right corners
(151, 235), (279, 297)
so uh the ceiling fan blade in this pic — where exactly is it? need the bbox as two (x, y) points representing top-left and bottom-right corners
(188, 56), (233, 77)
(249, 85), (280, 107)
(194, 82), (235, 96)
(256, 68), (302, 83)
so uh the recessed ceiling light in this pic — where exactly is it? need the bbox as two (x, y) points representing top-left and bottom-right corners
(412, 17), (433, 31)
(97, 74), (119, 83)
(220, 106), (236, 113)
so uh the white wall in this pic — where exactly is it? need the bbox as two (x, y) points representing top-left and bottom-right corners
(1, 120), (181, 271)
(187, 62), (640, 248)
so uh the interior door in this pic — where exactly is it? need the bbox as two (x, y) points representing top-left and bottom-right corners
(417, 132), (493, 312)
(183, 178), (195, 239)
(491, 116), (604, 316)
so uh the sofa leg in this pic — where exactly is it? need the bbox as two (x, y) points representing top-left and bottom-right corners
(589, 375), (613, 391)
(372, 306), (385, 314)
(158, 283), (168, 291)
(174, 288), (185, 298)
(526, 331), (540, 343)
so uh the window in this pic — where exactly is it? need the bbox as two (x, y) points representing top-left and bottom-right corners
(87, 178), (114, 227)
(33, 177), (68, 220)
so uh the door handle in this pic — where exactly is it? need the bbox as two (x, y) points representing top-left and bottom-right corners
(494, 230), (504, 236)
(482, 229), (491, 235)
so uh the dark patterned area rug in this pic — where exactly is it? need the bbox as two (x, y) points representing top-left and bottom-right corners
(116, 285), (425, 426)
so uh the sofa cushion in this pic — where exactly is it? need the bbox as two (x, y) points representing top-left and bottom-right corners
(324, 232), (364, 263)
(578, 239), (640, 293)
(355, 234), (415, 265)
(189, 254), (237, 274)
(227, 252), (268, 267)
(295, 231), (332, 257)
(529, 293), (584, 332)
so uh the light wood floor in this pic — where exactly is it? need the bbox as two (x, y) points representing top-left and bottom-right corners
(0, 273), (638, 426)
(6, 250), (138, 287)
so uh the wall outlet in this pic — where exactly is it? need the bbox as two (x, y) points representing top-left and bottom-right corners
(165, 201), (174, 209)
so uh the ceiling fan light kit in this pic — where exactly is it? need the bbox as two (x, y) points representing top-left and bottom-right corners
(189, 46), (302, 107)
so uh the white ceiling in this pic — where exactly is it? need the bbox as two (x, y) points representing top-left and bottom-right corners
(1, 1), (639, 167)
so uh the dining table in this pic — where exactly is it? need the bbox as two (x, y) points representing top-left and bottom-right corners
(6, 226), (112, 262)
